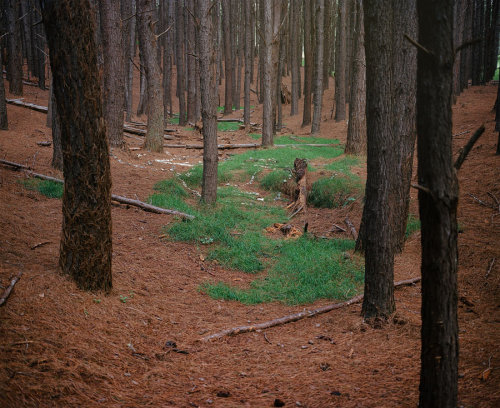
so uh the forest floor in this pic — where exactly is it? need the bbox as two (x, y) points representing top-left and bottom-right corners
(0, 74), (499, 407)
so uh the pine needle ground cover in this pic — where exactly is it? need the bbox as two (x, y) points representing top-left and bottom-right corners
(151, 140), (367, 305)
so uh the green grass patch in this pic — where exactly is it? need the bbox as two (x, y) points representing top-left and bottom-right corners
(308, 176), (362, 208)
(178, 165), (233, 187)
(259, 170), (291, 192)
(325, 156), (361, 173)
(405, 214), (421, 239)
(203, 236), (363, 305)
(218, 121), (240, 132)
(274, 135), (339, 145)
(18, 178), (63, 199)
(249, 133), (261, 140)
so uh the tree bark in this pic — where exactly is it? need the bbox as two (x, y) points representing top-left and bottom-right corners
(334, 0), (346, 122)
(99, 0), (125, 147)
(345, 0), (366, 155)
(222, 0), (233, 114)
(186, 0), (198, 123)
(311, 0), (324, 135)
(137, 0), (165, 152)
(243, 0), (252, 126)
(417, 1), (459, 406)
(301, 0), (313, 127)
(175, 0), (187, 125)
(42, 0), (112, 292)
(290, 0), (300, 116)
(0, 49), (7, 130)
(197, 0), (219, 204)
(6, 0), (23, 96)
(121, 0), (136, 123)
(49, 86), (62, 171)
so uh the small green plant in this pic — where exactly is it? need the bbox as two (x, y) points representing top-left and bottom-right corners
(405, 215), (421, 239)
(93, 298), (101, 304)
(119, 295), (128, 303)
(18, 178), (63, 199)
(308, 176), (362, 208)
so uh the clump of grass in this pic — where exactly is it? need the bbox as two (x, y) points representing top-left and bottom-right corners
(203, 236), (364, 305)
(153, 178), (188, 197)
(325, 156), (361, 173)
(249, 133), (261, 140)
(18, 178), (63, 199)
(405, 214), (421, 239)
(259, 170), (291, 192)
(308, 176), (361, 208)
(178, 165), (232, 188)
(218, 122), (240, 132)
(274, 135), (339, 145)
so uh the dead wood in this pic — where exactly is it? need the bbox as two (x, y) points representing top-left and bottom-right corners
(485, 258), (495, 280)
(344, 217), (358, 240)
(123, 124), (175, 139)
(201, 276), (422, 341)
(0, 159), (195, 219)
(288, 158), (308, 217)
(330, 224), (347, 233)
(0, 271), (23, 307)
(468, 193), (497, 210)
(454, 124), (486, 170)
(6, 98), (48, 113)
(163, 143), (338, 150)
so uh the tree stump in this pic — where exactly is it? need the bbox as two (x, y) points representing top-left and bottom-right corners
(288, 158), (308, 217)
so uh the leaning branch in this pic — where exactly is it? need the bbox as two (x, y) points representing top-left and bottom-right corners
(0, 159), (195, 219)
(201, 277), (422, 341)
(454, 124), (486, 170)
(0, 271), (23, 307)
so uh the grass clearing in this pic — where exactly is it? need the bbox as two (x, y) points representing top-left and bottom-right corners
(274, 135), (339, 145)
(308, 175), (362, 208)
(18, 178), (63, 199)
(218, 122), (240, 132)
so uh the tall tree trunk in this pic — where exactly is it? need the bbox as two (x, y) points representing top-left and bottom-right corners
(243, 0), (251, 126)
(322, 0), (331, 90)
(334, 0), (346, 122)
(176, 0), (187, 125)
(186, 0), (198, 123)
(0, 49), (7, 129)
(20, 0), (33, 79)
(99, 0), (125, 147)
(162, 0), (173, 119)
(136, 48), (147, 116)
(6, 0), (23, 95)
(262, 0), (281, 147)
(311, 0), (324, 135)
(122, 0), (136, 122)
(345, 0), (366, 155)
(42, 0), (112, 292)
(137, 0), (164, 152)
(417, 1), (459, 406)
(50, 87), (63, 171)
(301, 0), (313, 127)
(222, 0), (233, 114)
(197, 0), (218, 204)
(290, 0), (299, 116)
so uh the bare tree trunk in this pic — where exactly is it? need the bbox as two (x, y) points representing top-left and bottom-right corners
(334, 0), (346, 122)
(322, 0), (331, 90)
(417, 1), (458, 406)
(243, 0), (251, 126)
(99, 0), (125, 147)
(222, 0), (233, 114)
(0, 49), (7, 129)
(197, 0), (218, 204)
(176, 0), (187, 125)
(290, 0), (300, 116)
(136, 48), (147, 116)
(345, 0), (366, 155)
(50, 87), (62, 171)
(6, 0), (23, 95)
(20, 0), (33, 79)
(301, 0), (313, 127)
(162, 0), (173, 119)
(42, 0), (112, 292)
(186, 0), (198, 123)
(122, 0), (136, 122)
(137, 0), (164, 152)
(311, 0), (324, 135)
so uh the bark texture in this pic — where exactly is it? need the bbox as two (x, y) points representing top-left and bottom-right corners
(137, 0), (165, 152)
(417, 1), (459, 406)
(6, 0), (23, 95)
(301, 0), (313, 127)
(222, 0), (233, 114)
(334, 0), (347, 121)
(0, 50), (7, 130)
(42, 0), (112, 292)
(99, 0), (125, 147)
(311, 0), (324, 135)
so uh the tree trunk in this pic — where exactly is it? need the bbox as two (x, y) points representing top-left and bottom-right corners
(50, 88), (63, 171)
(301, 0), (313, 127)
(359, 0), (396, 319)
(99, 0), (125, 147)
(175, 0), (187, 125)
(243, 0), (251, 126)
(186, 0), (198, 123)
(0, 49), (7, 129)
(121, 0), (136, 122)
(42, 0), (112, 292)
(6, 0), (23, 96)
(262, 0), (281, 147)
(334, 0), (346, 122)
(345, 0), (366, 155)
(311, 0), (324, 135)
(136, 48), (147, 116)
(162, 0), (173, 119)
(290, 0), (299, 116)
(197, 0), (218, 204)
(222, 0), (233, 114)
(417, 1), (459, 406)
(137, 0), (164, 152)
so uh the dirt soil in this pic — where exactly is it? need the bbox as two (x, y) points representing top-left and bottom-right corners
(0, 73), (499, 407)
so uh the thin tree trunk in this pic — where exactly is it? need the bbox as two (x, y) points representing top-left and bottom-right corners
(122, 0), (136, 122)
(100, 0), (125, 147)
(6, 0), (23, 95)
(137, 48), (147, 116)
(0, 49), (7, 129)
(137, 0), (164, 152)
(50, 87), (62, 171)
(243, 0), (251, 126)
(198, 0), (218, 204)
(290, 0), (299, 116)
(334, 0), (346, 122)
(186, 0), (197, 123)
(301, 0), (313, 127)
(345, 0), (366, 155)
(176, 0), (187, 125)
(222, 0), (233, 114)
(311, 0), (324, 135)
(417, 1), (459, 406)
(42, 0), (112, 292)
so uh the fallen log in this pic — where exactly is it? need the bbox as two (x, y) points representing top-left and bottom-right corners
(0, 271), (23, 307)
(344, 217), (358, 240)
(6, 98), (48, 113)
(0, 159), (195, 219)
(454, 124), (485, 170)
(163, 143), (338, 150)
(123, 124), (176, 139)
(201, 276), (421, 341)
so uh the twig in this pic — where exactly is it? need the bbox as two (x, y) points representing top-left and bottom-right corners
(330, 224), (347, 233)
(404, 34), (433, 56)
(201, 277), (422, 341)
(453, 130), (471, 137)
(263, 332), (272, 344)
(344, 217), (358, 240)
(487, 192), (500, 212)
(30, 241), (50, 250)
(0, 271), (23, 307)
(468, 193), (496, 210)
(156, 24), (172, 39)
(411, 183), (433, 195)
(485, 258), (495, 280)
(288, 205), (303, 219)
(454, 124), (486, 170)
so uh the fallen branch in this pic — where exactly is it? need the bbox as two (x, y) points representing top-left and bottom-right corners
(344, 217), (358, 240)
(454, 124), (486, 170)
(0, 271), (23, 307)
(6, 98), (48, 113)
(485, 258), (495, 280)
(123, 124), (176, 139)
(0, 159), (195, 219)
(201, 277), (422, 341)
(468, 193), (496, 210)
(163, 143), (339, 150)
